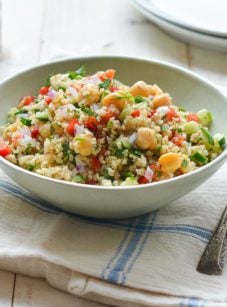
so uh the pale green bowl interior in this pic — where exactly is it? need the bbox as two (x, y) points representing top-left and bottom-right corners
(0, 56), (227, 139)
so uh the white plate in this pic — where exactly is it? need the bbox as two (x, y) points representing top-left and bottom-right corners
(132, 0), (227, 52)
(140, 0), (227, 37)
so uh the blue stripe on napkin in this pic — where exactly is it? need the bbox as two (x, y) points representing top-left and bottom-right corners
(101, 212), (157, 284)
(0, 180), (212, 245)
(181, 297), (207, 307)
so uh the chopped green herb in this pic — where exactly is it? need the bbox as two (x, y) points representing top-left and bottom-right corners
(134, 96), (145, 104)
(72, 174), (85, 183)
(45, 74), (53, 87)
(24, 144), (33, 155)
(107, 120), (113, 129)
(20, 117), (32, 127)
(103, 168), (114, 180)
(27, 164), (35, 171)
(80, 105), (96, 116)
(15, 109), (28, 115)
(57, 86), (66, 92)
(177, 128), (183, 133)
(111, 144), (125, 157)
(122, 171), (134, 180)
(130, 147), (143, 157)
(99, 79), (111, 90)
(68, 65), (86, 80)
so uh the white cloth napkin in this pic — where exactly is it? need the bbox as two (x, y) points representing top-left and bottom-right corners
(0, 160), (226, 306)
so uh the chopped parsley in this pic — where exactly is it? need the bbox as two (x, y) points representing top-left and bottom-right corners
(68, 65), (86, 80)
(57, 86), (66, 92)
(27, 164), (35, 171)
(103, 168), (114, 180)
(45, 74), (53, 87)
(72, 174), (85, 183)
(99, 79), (111, 90)
(15, 109), (28, 115)
(134, 96), (145, 104)
(80, 105), (96, 116)
(20, 117), (32, 127)
(130, 147), (143, 157)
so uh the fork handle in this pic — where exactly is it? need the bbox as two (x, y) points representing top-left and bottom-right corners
(197, 206), (227, 275)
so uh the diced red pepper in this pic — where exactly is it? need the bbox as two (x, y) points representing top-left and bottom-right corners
(150, 163), (161, 181)
(109, 85), (118, 92)
(66, 119), (78, 136)
(91, 156), (101, 172)
(99, 69), (116, 81)
(131, 109), (141, 117)
(101, 111), (118, 123)
(175, 169), (184, 176)
(0, 139), (11, 157)
(86, 179), (97, 185)
(45, 97), (52, 104)
(147, 110), (157, 118)
(166, 108), (178, 121)
(39, 86), (50, 95)
(23, 96), (35, 106)
(138, 176), (149, 184)
(187, 112), (199, 122)
(31, 126), (40, 138)
(171, 133), (185, 147)
(84, 116), (98, 132)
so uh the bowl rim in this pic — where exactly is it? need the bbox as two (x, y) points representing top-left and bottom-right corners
(0, 54), (226, 191)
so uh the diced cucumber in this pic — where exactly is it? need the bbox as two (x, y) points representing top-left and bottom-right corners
(201, 127), (214, 146)
(197, 109), (212, 126)
(120, 176), (138, 186)
(184, 121), (200, 135)
(191, 151), (208, 165)
(115, 137), (131, 149)
(72, 175), (85, 183)
(214, 133), (226, 148)
(36, 112), (49, 121)
(119, 107), (132, 121)
(132, 101), (147, 109)
(121, 137), (131, 149)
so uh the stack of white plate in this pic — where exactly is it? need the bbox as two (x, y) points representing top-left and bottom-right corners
(132, 0), (227, 52)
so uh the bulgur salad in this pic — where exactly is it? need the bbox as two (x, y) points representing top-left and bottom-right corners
(0, 67), (225, 186)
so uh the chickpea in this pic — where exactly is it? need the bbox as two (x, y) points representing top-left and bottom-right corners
(153, 93), (172, 109)
(71, 134), (96, 156)
(158, 153), (183, 173)
(39, 123), (51, 139)
(52, 122), (64, 136)
(102, 92), (132, 111)
(3, 122), (18, 140)
(148, 84), (163, 96)
(130, 81), (150, 97)
(135, 127), (157, 150)
(78, 84), (100, 106)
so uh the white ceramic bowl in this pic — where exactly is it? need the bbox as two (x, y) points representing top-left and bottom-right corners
(132, 0), (227, 52)
(0, 56), (226, 219)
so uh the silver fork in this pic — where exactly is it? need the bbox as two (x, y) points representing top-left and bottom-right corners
(197, 206), (227, 275)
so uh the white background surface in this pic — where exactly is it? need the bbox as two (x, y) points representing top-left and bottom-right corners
(0, 0), (227, 305)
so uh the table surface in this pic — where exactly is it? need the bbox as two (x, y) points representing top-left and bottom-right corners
(1, 0), (227, 305)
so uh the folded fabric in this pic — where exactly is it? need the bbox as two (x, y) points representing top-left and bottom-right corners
(0, 161), (226, 307)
